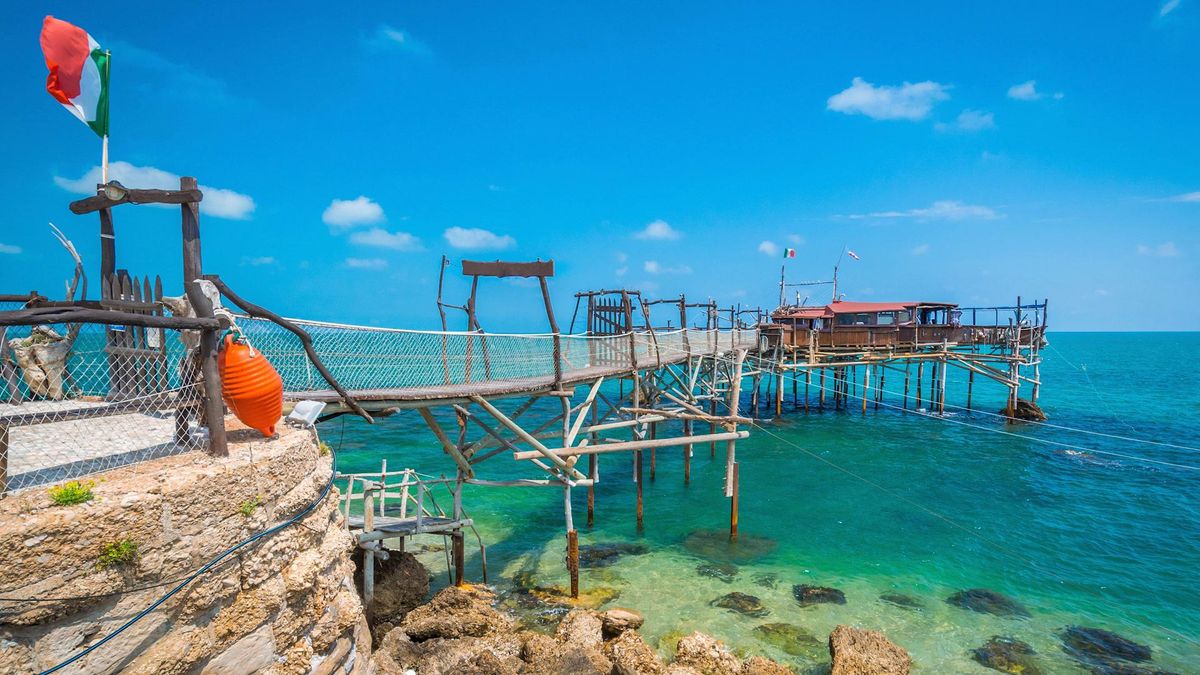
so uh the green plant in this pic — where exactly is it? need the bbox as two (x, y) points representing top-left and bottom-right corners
(97, 539), (139, 569)
(48, 480), (95, 506)
(239, 495), (263, 517)
(318, 441), (331, 456)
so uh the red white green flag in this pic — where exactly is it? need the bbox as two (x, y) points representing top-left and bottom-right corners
(783, 248), (797, 259)
(40, 16), (109, 138)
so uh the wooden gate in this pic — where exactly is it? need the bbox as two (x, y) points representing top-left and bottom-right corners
(101, 271), (169, 399)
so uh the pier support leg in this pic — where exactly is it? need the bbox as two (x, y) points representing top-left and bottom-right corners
(938, 358), (948, 414)
(877, 369), (885, 410)
(819, 368), (826, 409)
(567, 529), (580, 599)
(862, 365), (870, 414)
(587, 454), (596, 527)
(903, 363), (910, 410)
(967, 369), (974, 410)
(635, 450), (644, 532)
(804, 369), (810, 413)
(775, 373), (783, 417)
(709, 399), (717, 457)
(452, 532), (465, 587)
(649, 422), (657, 481)
(916, 362), (924, 409)
(683, 419), (692, 486)
(729, 460), (740, 541)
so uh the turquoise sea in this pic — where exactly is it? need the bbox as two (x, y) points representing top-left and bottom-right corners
(326, 332), (1200, 673)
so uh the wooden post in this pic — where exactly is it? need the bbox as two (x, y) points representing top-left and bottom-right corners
(587, 454), (597, 527)
(938, 356), (948, 414)
(967, 368), (975, 410)
(709, 398), (717, 457)
(861, 364), (869, 414)
(635, 448), (644, 532)
(729, 460), (740, 541)
(363, 486), (376, 608)
(567, 529), (580, 598)
(804, 368), (810, 413)
(916, 361), (924, 409)
(876, 368), (885, 410)
(819, 368), (826, 409)
(649, 421), (657, 481)
(452, 531), (465, 587)
(775, 372), (783, 416)
(180, 177), (227, 456)
(682, 418), (692, 485)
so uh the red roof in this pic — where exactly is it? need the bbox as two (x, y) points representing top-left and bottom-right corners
(827, 301), (918, 314)
(774, 306), (833, 320)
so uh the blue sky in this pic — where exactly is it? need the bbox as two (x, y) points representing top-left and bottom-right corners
(1, 2), (1197, 330)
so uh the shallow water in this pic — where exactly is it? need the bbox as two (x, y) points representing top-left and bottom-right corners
(328, 332), (1200, 673)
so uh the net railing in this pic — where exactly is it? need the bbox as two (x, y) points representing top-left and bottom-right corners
(1, 320), (206, 493)
(237, 317), (759, 395)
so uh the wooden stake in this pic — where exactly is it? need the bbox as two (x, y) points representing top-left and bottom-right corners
(916, 361), (924, 409)
(567, 529), (580, 598)
(819, 368), (826, 408)
(452, 531), (465, 587)
(804, 368), (810, 413)
(862, 364), (869, 414)
(967, 368), (975, 410)
(903, 362), (911, 409)
(683, 418), (692, 485)
(635, 449), (644, 532)
(729, 460), (740, 541)
(649, 421), (657, 481)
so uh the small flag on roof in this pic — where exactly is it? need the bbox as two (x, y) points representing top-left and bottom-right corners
(783, 248), (797, 259)
(40, 16), (109, 138)
(847, 250), (861, 260)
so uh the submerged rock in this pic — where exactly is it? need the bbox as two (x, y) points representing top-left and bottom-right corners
(697, 562), (739, 583)
(879, 592), (924, 611)
(601, 608), (645, 639)
(793, 584), (847, 606)
(752, 622), (823, 659)
(710, 592), (769, 617)
(586, 568), (627, 585)
(579, 542), (650, 568)
(971, 636), (1041, 675)
(529, 584), (621, 609)
(1001, 399), (1048, 422)
(946, 588), (1031, 618)
(682, 529), (778, 563)
(752, 572), (779, 589)
(829, 625), (911, 675)
(1061, 626), (1152, 665)
(674, 632), (745, 674)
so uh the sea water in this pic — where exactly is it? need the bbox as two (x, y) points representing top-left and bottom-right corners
(327, 332), (1200, 673)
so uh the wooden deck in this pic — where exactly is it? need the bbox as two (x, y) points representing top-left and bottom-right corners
(346, 514), (471, 536)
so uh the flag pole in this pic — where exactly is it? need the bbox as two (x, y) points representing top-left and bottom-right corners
(100, 49), (110, 184)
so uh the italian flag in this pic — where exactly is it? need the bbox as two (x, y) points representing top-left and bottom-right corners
(783, 248), (797, 259)
(40, 16), (109, 138)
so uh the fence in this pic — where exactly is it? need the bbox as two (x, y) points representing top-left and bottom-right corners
(0, 317), (206, 493)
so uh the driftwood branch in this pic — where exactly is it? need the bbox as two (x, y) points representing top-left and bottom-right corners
(69, 188), (204, 215)
(0, 306), (220, 329)
(202, 274), (374, 424)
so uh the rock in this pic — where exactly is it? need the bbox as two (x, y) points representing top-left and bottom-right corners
(8, 326), (73, 400)
(751, 573), (779, 590)
(401, 585), (513, 641)
(753, 622), (823, 659)
(793, 584), (846, 606)
(498, 588), (569, 633)
(604, 630), (664, 675)
(1061, 626), (1152, 665)
(683, 530), (778, 563)
(972, 636), (1041, 675)
(741, 656), (793, 675)
(675, 631), (745, 675)
(711, 592), (770, 618)
(879, 592), (924, 611)
(828, 625), (911, 675)
(601, 607), (645, 638)
(354, 549), (429, 623)
(586, 568), (627, 585)
(946, 589), (1031, 618)
(529, 584), (621, 609)
(1001, 399), (1047, 422)
(578, 542), (650, 568)
(523, 643), (613, 675)
(664, 666), (704, 675)
(556, 609), (604, 648)
(658, 629), (688, 654)
(697, 561), (740, 583)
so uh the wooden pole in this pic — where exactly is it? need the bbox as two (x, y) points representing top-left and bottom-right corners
(967, 368), (975, 410)
(804, 368), (810, 413)
(682, 418), (692, 485)
(452, 531), (465, 587)
(649, 421), (657, 481)
(635, 448), (644, 532)
(775, 372), (783, 417)
(729, 460), (740, 541)
(876, 368), (885, 410)
(587, 400), (598, 527)
(363, 486), (376, 608)
(938, 356), (948, 414)
(862, 364), (869, 414)
(903, 362), (911, 409)
(916, 361), (924, 409)
(819, 368), (826, 409)
(567, 529), (580, 598)
(180, 177), (227, 456)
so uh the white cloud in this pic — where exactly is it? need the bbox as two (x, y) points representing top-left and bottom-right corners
(1137, 242), (1179, 257)
(1007, 80), (1063, 101)
(0, 243), (21, 254)
(368, 24), (432, 56)
(1168, 191), (1200, 202)
(827, 77), (950, 121)
(443, 226), (516, 251)
(351, 227), (423, 251)
(787, 234), (806, 245)
(643, 260), (692, 275)
(633, 219), (682, 241)
(911, 244), (930, 256)
(323, 196), (385, 230)
(936, 109), (995, 133)
(54, 161), (256, 219)
(241, 256), (276, 266)
(345, 257), (389, 269)
(1161, 0), (1183, 16)
(847, 200), (1000, 221)
(757, 241), (780, 257)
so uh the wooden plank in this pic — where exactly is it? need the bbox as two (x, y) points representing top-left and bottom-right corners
(69, 188), (205, 214)
(461, 259), (554, 278)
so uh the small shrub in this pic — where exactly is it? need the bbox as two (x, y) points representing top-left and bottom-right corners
(239, 495), (263, 517)
(97, 539), (139, 569)
(48, 480), (95, 506)
(318, 441), (331, 456)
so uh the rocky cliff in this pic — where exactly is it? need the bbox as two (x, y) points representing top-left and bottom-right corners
(0, 424), (367, 674)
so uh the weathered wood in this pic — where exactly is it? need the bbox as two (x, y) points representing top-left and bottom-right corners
(69, 187), (204, 214)
(729, 460), (739, 541)
(204, 275), (373, 423)
(452, 532), (466, 587)
(0, 306), (218, 329)
(461, 259), (554, 278)
(567, 529), (580, 598)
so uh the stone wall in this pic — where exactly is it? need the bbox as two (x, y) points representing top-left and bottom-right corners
(0, 423), (368, 674)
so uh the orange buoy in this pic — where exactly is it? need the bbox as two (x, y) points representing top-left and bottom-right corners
(218, 332), (283, 437)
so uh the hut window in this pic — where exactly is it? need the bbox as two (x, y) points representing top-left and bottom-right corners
(877, 311), (896, 325)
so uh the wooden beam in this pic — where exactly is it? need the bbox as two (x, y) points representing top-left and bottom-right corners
(69, 188), (205, 214)
(418, 408), (475, 478)
(461, 259), (554, 278)
(0, 306), (219, 329)
(512, 430), (749, 460)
